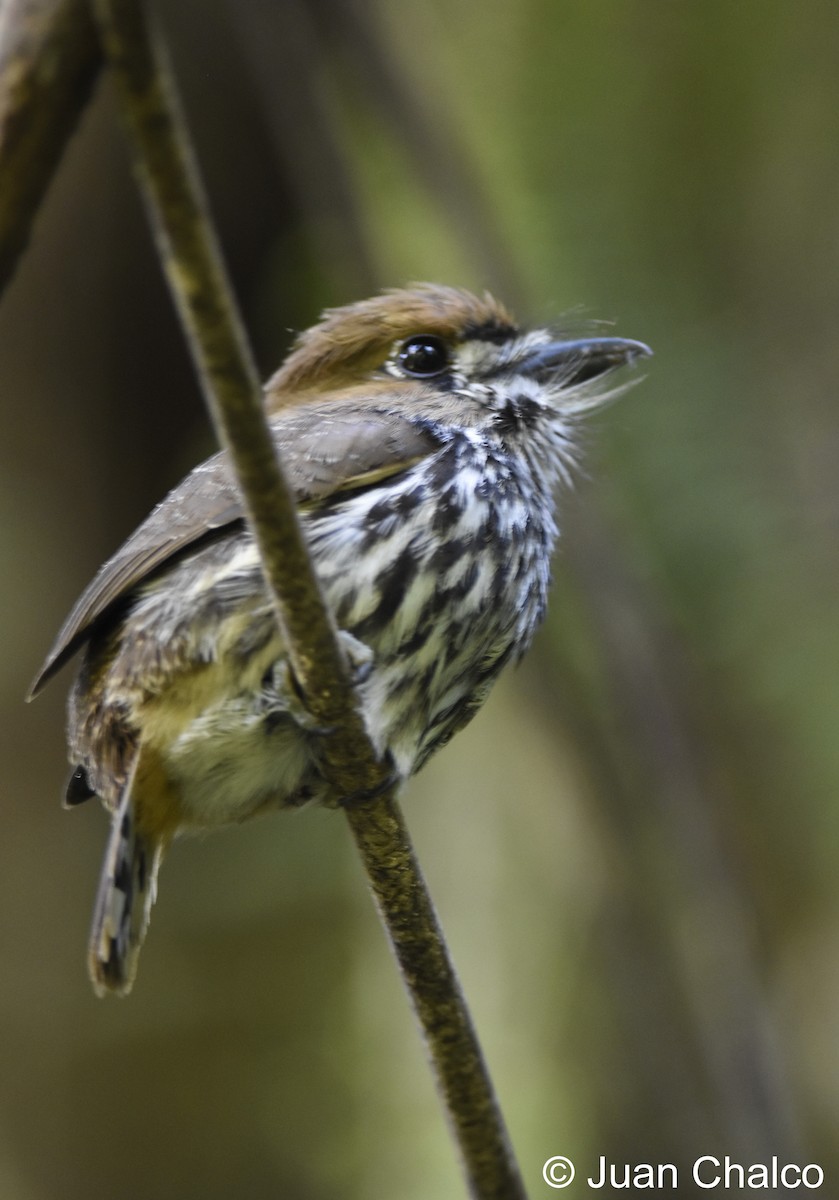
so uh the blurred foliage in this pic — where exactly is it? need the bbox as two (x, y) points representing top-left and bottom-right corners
(3, 0), (839, 1196)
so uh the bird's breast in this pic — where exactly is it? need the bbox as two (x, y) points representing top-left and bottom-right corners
(307, 435), (559, 773)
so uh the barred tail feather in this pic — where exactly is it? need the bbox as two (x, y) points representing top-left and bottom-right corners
(88, 776), (164, 997)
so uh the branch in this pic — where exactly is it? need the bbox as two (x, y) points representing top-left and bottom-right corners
(343, 797), (525, 1198)
(0, 0), (101, 298)
(90, 0), (378, 797)
(90, 1), (525, 1195)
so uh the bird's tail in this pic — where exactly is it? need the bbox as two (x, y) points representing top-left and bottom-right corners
(88, 771), (164, 997)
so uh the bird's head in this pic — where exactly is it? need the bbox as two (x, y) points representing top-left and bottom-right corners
(266, 283), (651, 422)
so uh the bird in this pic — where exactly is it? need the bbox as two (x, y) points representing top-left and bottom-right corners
(29, 283), (650, 996)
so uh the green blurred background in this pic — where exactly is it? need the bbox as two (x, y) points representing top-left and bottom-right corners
(3, 1), (838, 1196)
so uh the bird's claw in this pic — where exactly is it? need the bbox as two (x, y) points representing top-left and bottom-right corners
(262, 631), (374, 735)
(337, 751), (401, 809)
(337, 630), (374, 687)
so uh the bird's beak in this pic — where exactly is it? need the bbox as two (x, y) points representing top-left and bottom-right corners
(520, 336), (652, 387)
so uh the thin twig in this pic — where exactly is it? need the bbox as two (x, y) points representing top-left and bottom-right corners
(90, 1), (525, 1195)
(91, 0), (378, 797)
(343, 797), (525, 1199)
(0, 0), (101, 297)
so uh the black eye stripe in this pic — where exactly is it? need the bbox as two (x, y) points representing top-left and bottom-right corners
(398, 335), (450, 378)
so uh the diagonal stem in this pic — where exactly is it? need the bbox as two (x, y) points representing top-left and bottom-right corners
(91, 0), (377, 796)
(343, 796), (525, 1199)
(90, 1), (526, 1195)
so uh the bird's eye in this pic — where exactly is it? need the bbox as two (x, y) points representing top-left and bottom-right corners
(397, 335), (450, 378)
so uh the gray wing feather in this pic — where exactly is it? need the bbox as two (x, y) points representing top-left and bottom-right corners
(29, 400), (440, 697)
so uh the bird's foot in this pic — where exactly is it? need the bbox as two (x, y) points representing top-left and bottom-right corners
(261, 631), (374, 735)
(337, 750), (401, 809)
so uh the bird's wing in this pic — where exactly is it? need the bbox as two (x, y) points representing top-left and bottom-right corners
(29, 399), (442, 697)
